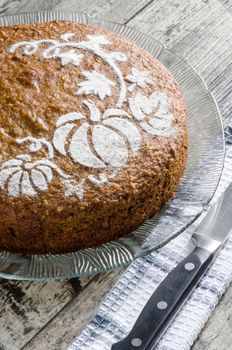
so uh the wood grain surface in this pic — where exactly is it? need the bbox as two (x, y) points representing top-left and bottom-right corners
(0, 1), (231, 349)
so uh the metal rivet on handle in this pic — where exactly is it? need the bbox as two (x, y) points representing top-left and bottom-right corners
(184, 262), (195, 271)
(157, 301), (168, 309)
(131, 338), (142, 347)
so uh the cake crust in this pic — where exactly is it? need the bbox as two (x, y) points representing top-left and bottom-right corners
(0, 21), (188, 254)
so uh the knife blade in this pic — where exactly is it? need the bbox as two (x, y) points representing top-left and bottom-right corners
(112, 183), (232, 350)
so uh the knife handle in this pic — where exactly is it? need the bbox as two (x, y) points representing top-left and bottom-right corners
(111, 247), (214, 350)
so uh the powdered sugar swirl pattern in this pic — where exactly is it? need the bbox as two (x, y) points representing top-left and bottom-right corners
(0, 33), (177, 200)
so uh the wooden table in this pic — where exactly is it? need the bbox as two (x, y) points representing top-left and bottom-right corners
(0, 1), (232, 349)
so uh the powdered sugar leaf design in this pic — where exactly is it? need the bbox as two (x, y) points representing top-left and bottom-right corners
(129, 92), (159, 121)
(126, 68), (154, 92)
(0, 155), (71, 198)
(53, 101), (141, 169)
(76, 71), (116, 100)
(8, 33), (128, 107)
(58, 50), (84, 66)
(140, 114), (175, 136)
(129, 91), (176, 137)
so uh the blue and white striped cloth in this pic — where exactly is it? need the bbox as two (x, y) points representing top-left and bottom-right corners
(69, 125), (232, 350)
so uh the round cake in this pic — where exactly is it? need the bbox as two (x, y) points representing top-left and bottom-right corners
(0, 21), (188, 254)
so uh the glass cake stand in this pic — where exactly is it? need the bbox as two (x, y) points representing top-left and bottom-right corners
(0, 12), (225, 280)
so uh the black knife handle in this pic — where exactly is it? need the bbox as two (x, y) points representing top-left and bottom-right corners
(111, 247), (214, 350)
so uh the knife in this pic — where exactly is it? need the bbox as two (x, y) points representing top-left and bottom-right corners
(112, 183), (232, 350)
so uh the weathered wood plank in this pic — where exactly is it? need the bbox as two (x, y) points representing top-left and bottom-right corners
(192, 282), (232, 350)
(22, 268), (125, 350)
(0, 0), (63, 14)
(0, 278), (86, 350)
(54, 0), (153, 24)
(0, 0), (153, 24)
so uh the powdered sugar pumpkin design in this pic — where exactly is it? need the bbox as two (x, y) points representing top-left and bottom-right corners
(0, 32), (177, 200)
(53, 101), (141, 169)
(0, 155), (71, 198)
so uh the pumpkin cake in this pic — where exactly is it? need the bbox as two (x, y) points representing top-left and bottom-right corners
(0, 21), (188, 254)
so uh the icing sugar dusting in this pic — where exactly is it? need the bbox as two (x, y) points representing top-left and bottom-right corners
(57, 50), (83, 66)
(92, 124), (128, 168)
(129, 91), (176, 137)
(77, 71), (115, 100)
(8, 33), (127, 108)
(64, 179), (85, 200)
(8, 170), (22, 197)
(0, 156), (72, 198)
(69, 123), (105, 169)
(103, 117), (140, 154)
(3, 32), (177, 200)
(21, 171), (37, 196)
(31, 169), (48, 191)
(126, 68), (154, 92)
(53, 123), (76, 156)
(53, 101), (142, 170)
